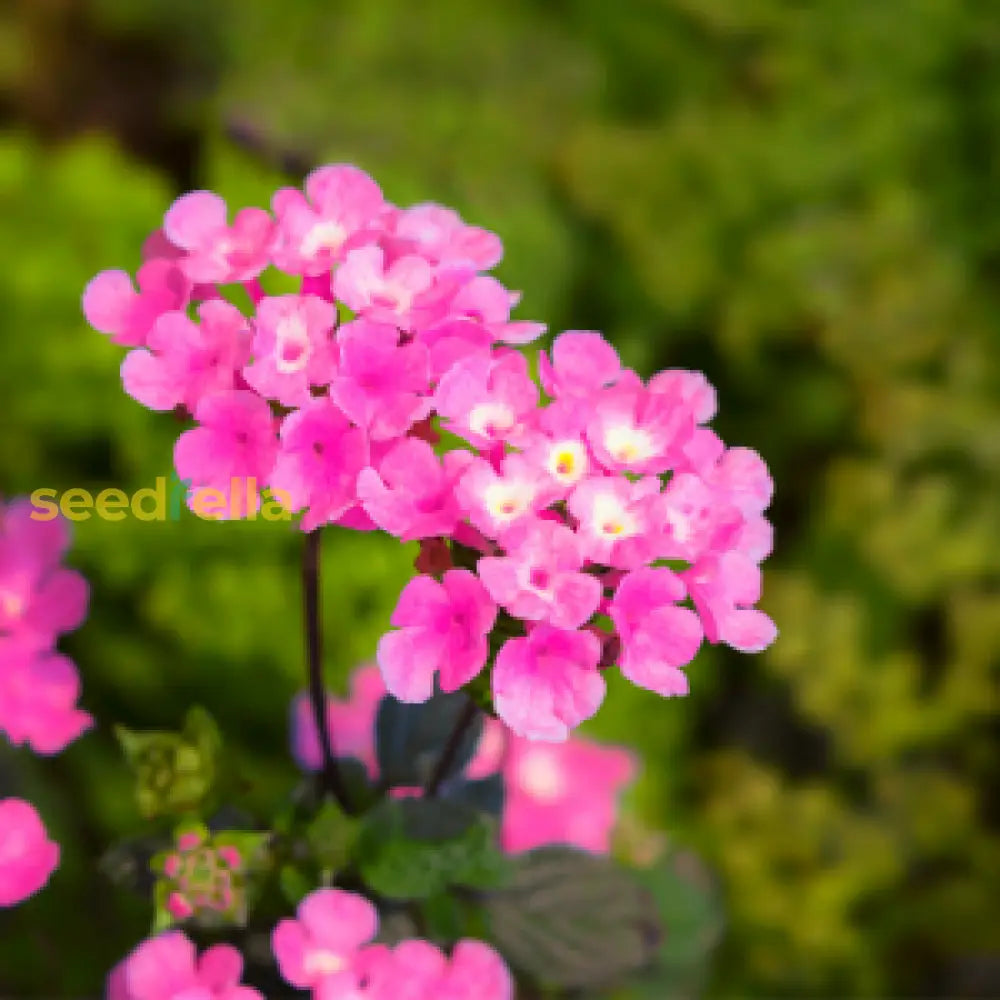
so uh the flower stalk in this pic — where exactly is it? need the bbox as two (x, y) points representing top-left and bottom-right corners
(302, 528), (351, 813)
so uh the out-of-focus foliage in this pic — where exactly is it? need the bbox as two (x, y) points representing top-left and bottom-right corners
(1, 0), (999, 996)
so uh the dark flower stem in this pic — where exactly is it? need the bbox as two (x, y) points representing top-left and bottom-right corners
(302, 529), (352, 813)
(425, 699), (480, 798)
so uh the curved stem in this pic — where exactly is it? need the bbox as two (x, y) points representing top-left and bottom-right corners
(302, 529), (351, 813)
(425, 699), (480, 799)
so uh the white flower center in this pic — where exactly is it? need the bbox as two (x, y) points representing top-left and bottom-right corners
(546, 441), (587, 485)
(604, 424), (655, 465)
(275, 315), (312, 374)
(304, 949), (346, 977)
(517, 750), (567, 803)
(301, 220), (348, 257)
(0, 589), (24, 619)
(484, 481), (533, 525)
(469, 402), (515, 440)
(664, 507), (693, 543)
(592, 494), (637, 539)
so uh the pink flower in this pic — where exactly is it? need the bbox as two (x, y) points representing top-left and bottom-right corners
(477, 519), (602, 630)
(465, 715), (508, 779)
(0, 798), (59, 907)
(731, 513), (774, 563)
(389, 202), (503, 271)
(271, 164), (385, 275)
(682, 552), (778, 653)
(174, 390), (278, 519)
(334, 245), (434, 328)
(521, 421), (592, 499)
(83, 259), (188, 347)
(163, 191), (273, 284)
(242, 294), (338, 406)
(648, 369), (717, 423)
(438, 940), (513, 1000)
(659, 472), (740, 564)
(363, 938), (512, 1000)
(330, 319), (431, 440)
(500, 736), (636, 854)
(357, 438), (472, 541)
(539, 330), (622, 398)
(675, 427), (727, 477)
(418, 318), (494, 380)
(456, 454), (551, 541)
(446, 277), (545, 345)
(0, 499), (89, 647)
(0, 638), (93, 754)
(704, 446), (774, 517)
(269, 397), (370, 532)
(608, 568), (703, 696)
(272, 888), (378, 992)
(492, 625), (604, 740)
(567, 476), (665, 570)
(434, 351), (537, 449)
(364, 939), (447, 999)
(377, 570), (496, 703)
(120, 301), (252, 413)
(291, 664), (386, 775)
(587, 374), (698, 475)
(109, 932), (262, 1000)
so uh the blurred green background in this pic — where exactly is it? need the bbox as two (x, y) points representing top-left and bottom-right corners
(2, 0), (999, 995)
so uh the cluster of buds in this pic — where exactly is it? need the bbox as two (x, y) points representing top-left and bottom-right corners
(156, 827), (249, 925)
(83, 163), (777, 741)
(0, 498), (91, 907)
(115, 707), (221, 819)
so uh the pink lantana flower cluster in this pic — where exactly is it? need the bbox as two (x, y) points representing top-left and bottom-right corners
(83, 163), (775, 739)
(292, 664), (636, 855)
(273, 888), (512, 1000)
(0, 498), (92, 907)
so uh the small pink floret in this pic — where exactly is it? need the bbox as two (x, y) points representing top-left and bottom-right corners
(377, 570), (497, 703)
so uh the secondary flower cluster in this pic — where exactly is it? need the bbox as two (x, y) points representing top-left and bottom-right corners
(83, 164), (776, 740)
(0, 497), (91, 907)
(291, 664), (637, 855)
(273, 888), (511, 1000)
(109, 890), (511, 1000)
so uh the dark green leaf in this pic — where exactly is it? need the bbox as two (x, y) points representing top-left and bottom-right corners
(279, 864), (312, 906)
(446, 773), (505, 818)
(375, 690), (482, 788)
(357, 799), (511, 901)
(423, 890), (465, 942)
(484, 847), (660, 991)
(305, 799), (359, 872)
(337, 756), (380, 813)
(622, 850), (725, 1000)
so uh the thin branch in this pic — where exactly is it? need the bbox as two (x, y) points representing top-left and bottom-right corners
(425, 698), (480, 798)
(302, 528), (352, 813)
